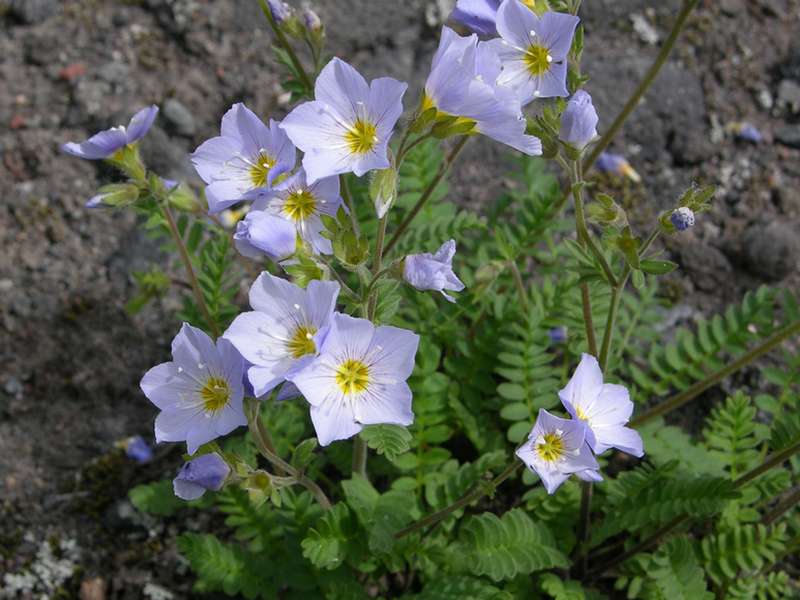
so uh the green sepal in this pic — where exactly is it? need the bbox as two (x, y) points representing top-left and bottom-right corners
(615, 227), (641, 270)
(106, 144), (146, 182)
(93, 182), (141, 208)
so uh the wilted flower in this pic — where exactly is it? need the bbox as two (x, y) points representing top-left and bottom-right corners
(594, 151), (641, 182)
(670, 207), (695, 232)
(62, 105), (159, 160)
(281, 58), (407, 183)
(515, 409), (598, 494)
(559, 89), (598, 149)
(403, 239), (465, 302)
(223, 272), (340, 397)
(233, 211), (298, 261)
(254, 168), (341, 254)
(288, 313), (419, 446)
(140, 323), (247, 455)
(191, 103), (296, 214)
(559, 353), (643, 457)
(173, 452), (230, 500)
(422, 26), (542, 155)
(489, 1), (579, 104)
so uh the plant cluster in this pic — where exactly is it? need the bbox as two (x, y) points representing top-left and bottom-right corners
(61, 0), (800, 597)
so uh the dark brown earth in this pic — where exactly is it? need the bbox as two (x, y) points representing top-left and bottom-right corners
(1, 0), (799, 597)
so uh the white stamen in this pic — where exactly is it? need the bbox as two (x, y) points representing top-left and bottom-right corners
(546, 54), (553, 63)
(293, 303), (301, 310)
(177, 366), (183, 373)
(529, 30), (536, 37)
(305, 333), (313, 340)
(534, 90), (541, 97)
(197, 363), (205, 369)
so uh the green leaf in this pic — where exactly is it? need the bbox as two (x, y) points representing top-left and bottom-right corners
(291, 438), (318, 470)
(359, 424), (412, 460)
(129, 479), (184, 516)
(301, 503), (352, 570)
(452, 508), (568, 581)
(640, 259), (679, 275)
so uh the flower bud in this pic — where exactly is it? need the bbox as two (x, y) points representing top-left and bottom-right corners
(302, 4), (322, 32)
(670, 207), (695, 232)
(123, 435), (153, 464)
(267, 0), (293, 24)
(403, 240), (465, 303)
(369, 166), (398, 218)
(559, 90), (598, 150)
(173, 453), (230, 500)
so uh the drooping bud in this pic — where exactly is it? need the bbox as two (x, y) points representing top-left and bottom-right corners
(233, 211), (297, 262)
(173, 453), (230, 500)
(369, 166), (398, 218)
(670, 207), (695, 232)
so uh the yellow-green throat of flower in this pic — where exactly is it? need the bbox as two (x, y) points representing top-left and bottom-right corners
(523, 44), (552, 77)
(344, 119), (378, 155)
(336, 359), (370, 395)
(536, 431), (565, 462)
(283, 190), (317, 221)
(250, 151), (275, 187)
(287, 325), (317, 359)
(201, 376), (231, 413)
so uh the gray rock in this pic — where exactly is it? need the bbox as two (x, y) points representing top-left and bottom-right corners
(162, 98), (196, 137)
(3, 376), (22, 398)
(776, 125), (800, 149)
(7, 0), (60, 24)
(777, 79), (800, 114)
(676, 241), (734, 293)
(741, 222), (800, 281)
(97, 62), (131, 85)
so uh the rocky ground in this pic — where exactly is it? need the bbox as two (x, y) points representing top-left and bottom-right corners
(1, 0), (799, 597)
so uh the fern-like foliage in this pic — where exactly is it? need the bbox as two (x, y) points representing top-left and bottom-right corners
(450, 508), (567, 581)
(410, 575), (512, 600)
(592, 461), (739, 545)
(700, 523), (788, 585)
(616, 536), (713, 600)
(704, 391), (768, 478)
(628, 286), (778, 397)
(728, 570), (794, 599)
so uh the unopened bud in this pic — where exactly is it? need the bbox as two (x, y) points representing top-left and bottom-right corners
(302, 4), (322, 32)
(267, 0), (293, 24)
(670, 207), (695, 232)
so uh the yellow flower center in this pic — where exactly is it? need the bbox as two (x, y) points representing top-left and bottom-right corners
(522, 0), (538, 10)
(575, 407), (589, 421)
(286, 325), (317, 359)
(536, 432), (565, 462)
(200, 376), (230, 413)
(523, 44), (552, 77)
(283, 190), (317, 221)
(344, 119), (378, 155)
(249, 151), (275, 187)
(335, 359), (370, 395)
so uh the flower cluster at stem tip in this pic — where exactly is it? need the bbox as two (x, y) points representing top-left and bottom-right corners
(58, 0), (678, 500)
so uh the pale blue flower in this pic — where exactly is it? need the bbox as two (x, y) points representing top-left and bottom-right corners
(451, 0), (502, 36)
(62, 105), (158, 159)
(281, 58), (407, 183)
(515, 408), (598, 494)
(424, 27), (542, 155)
(123, 435), (153, 464)
(287, 313), (419, 446)
(191, 103), (296, 214)
(594, 151), (641, 182)
(140, 323), (247, 455)
(223, 272), (340, 398)
(487, 1), (579, 104)
(173, 452), (230, 500)
(559, 353), (644, 457)
(253, 168), (341, 255)
(403, 239), (465, 302)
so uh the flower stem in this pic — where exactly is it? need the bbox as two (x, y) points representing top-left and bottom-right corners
(384, 136), (469, 255)
(762, 485), (800, 527)
(245, 398), (332, 509)
(582, 0), (699, 172)
(394, 461), (522, 539)
(159, 199), (220, 338)
(352, 437), (368, 479)
(257, 0), (314, 95)
(575, 480), (594, 577)
(509, 260), (530, 314)
(339, 174), (361, 238)
(630, 319), (800, 428)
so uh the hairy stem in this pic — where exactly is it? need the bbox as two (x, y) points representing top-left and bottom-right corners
(630, 320), (800, 428)
(339, 174), (361, 238)
(575, 480), (594, 577)
(582, 0), (699, 171)
(395, 462), (522, 539)
(160, 200), (220, 338)
(580, 283), (598, 356)
(509, 261), (530, 314)
(257, 0), (314, 94)
(384, 136), (469, 255)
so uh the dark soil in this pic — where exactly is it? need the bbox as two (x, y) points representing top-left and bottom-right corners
(1, 0), (799, 597)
